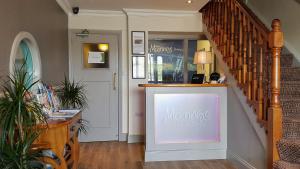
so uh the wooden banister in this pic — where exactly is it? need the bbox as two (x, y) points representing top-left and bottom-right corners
(200, 1), (283, 169)
(268, 19), (283, 168)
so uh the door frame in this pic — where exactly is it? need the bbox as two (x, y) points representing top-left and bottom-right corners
(69, 30), (124, 141)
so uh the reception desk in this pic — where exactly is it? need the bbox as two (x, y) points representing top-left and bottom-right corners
(139, 84), (227, 162)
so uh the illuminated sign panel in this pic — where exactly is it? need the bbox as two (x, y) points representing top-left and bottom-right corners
(154, 94), (220, 144)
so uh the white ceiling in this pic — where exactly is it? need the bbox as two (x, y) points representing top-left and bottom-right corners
(67, 0), (209, 11)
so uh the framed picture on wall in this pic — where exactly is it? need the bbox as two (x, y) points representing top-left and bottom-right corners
(132, 56), (146, 79)
(132, 31), (145, 55)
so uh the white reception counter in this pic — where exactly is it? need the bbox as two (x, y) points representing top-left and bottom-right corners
(139, 84), (228, 162)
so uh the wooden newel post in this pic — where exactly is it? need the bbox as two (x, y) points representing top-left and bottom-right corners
(267, 19), (283, 169)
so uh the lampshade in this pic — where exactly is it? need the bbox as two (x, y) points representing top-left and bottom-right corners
(98, 43), (109, 51)
(193, 51), (212, 64)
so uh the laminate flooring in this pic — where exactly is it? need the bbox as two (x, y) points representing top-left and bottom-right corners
(78, 142), (237, 169)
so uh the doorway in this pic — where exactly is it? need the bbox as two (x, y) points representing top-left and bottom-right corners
(70, 31), (119, 142)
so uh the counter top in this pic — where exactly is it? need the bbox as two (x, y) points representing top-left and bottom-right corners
(138, 83), (228, 88)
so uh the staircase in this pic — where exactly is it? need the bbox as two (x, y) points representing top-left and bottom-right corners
(200, 0), (300, 168)
(273, 49), (300, 169)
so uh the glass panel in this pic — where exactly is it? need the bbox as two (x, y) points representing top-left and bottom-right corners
(15, 40), (34, 85)
(132, 56), (145, 79)
(187, 40), (197, 83)
(148, 40), (184, 83)
(83, 43), (109, 68)
(155, 93), (221, 144)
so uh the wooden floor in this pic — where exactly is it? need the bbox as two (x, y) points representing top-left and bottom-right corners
(78, 142), (236, 169)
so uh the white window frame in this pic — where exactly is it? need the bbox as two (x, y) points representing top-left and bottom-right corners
(9, 31), (42, 82)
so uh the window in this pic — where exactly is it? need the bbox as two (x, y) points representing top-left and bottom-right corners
(148, 40), (184, 83)
(148, 35), (200, 83)
(187, 40), (197, 82)
(10, 32), (42, 90)
(15, 40), (34, 84)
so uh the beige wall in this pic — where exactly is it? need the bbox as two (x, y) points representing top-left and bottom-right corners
(0, 0), (68, 84)
(68, 10), (202, 136)
(247, 0), (300, 60)
(127, 12), (202, 135)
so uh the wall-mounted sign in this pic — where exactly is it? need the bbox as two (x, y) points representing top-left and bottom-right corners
(83, 43), (109, 68)
(132, 31), (145, 55)
(88, 52), (105, 64)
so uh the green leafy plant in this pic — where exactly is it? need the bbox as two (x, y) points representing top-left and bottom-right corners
(0, 66), (50, 169)
(0, 132), (47, 169)
(77, 119), (89, 135)
(58, 77), (89, 135)
(59, 77), (87, 109)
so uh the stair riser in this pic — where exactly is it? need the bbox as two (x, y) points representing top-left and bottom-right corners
(281, 89), (300, 95)
(281, 95), (300, 100)
(281, 57), (293, 67)
(281, 91), (300, 96)
(281, 68), (300, 73)
(282, 110), (300, 118)
(281, 77), (300, 81)
(273, 160), (300, 169)
(283, 121), (300, 139)
(281, 101), (300, 109)
(281, 81), (300, 85)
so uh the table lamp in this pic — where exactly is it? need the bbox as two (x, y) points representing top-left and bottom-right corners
(194, 50), (212, 83)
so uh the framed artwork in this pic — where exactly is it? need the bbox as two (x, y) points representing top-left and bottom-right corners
(132, 31), (145, 55)
(83, 43), (109, 68)
(132, 56), (145, 79)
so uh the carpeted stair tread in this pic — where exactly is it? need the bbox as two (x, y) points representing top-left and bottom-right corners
(281, 98), (300, 117)
(282, 76), (300, 81)
(280, 54), (294, 67)
(281, 70), (300, 81)
(281, 81), (300, 85)
(283, 116), (300, 139)
(281, 67), (300, 79)
(265, 48), (299, 168)
(282, 108), (300, 118)
(281, 67), (300, 72)
(281, 86), (300, 95)
(281, 82), (300, 88)
(277, 139), (300, 163)
(281, 95), (300, 100)
(281, 98), (300, 103)
(273, 160), (300, 169)
(281, 99), (300, 106)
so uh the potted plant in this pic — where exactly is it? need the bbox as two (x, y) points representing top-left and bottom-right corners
(0, 66), (52, 169)
(58, 77), (87, 110)
(58, 76), (88, 134)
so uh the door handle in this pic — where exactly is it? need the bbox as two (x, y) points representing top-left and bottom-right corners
(113, 73), (117, 90)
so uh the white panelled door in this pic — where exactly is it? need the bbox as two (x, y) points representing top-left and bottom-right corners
(71, 33), (119, 142)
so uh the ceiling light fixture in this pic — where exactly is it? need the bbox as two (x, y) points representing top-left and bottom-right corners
(187, 0), (193, 4)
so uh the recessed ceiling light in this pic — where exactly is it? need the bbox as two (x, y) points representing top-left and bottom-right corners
(187, 0), (193, 4)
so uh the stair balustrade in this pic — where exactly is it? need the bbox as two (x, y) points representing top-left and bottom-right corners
(200, 0), (283, 168)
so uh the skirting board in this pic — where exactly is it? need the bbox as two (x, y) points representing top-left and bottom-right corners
(119, 133), (128, 142)
(145, 149), (226, 162)
(127, 135), (144, 143)
(227, 151), (257, 169)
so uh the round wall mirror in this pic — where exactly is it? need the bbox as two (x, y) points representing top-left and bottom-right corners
(9, 32), (42, 88)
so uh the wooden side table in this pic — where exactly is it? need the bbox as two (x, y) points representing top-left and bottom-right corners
(36, 112), (82, 169)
